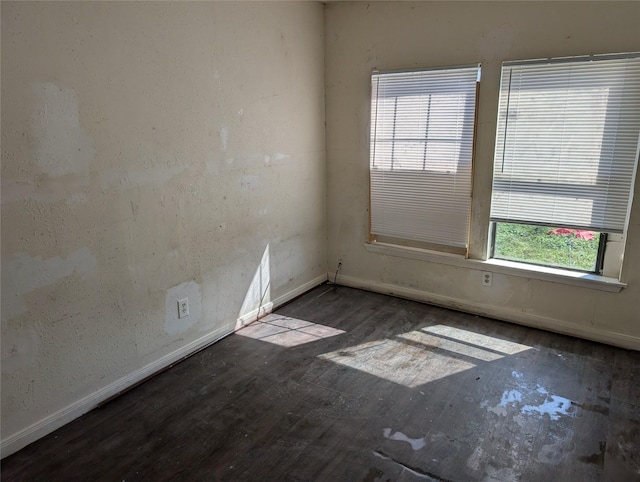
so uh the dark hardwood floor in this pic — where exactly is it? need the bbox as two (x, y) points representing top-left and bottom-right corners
(2, 284), (639, 481)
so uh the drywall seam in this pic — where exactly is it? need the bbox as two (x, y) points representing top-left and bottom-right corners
(0, 274), (328, 458)
(332, 273), (640, 351)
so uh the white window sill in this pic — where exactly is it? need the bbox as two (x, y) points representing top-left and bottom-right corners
(363, 241), (626, 293)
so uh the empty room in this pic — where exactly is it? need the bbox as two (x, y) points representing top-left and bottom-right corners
(1, 1), (639, 480)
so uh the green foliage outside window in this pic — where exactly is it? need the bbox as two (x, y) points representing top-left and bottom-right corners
(494, 223), (601, 272)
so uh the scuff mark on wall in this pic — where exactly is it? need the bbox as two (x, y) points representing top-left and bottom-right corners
(203, 152), (291, 176)
(1, 177), (88, 204)
(31, 83), (95, 177)
(240, 175), (259, 192)
(99, 165), (185, 192)
(264, 152), (291, 167)
(476, 23), (519, 61)
(2, 247), (97, 321)
(1, 324), (40, 374)
(5, 150), (186, 205)
(219, 126), (229, 151)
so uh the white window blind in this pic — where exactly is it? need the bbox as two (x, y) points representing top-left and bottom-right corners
(491, 53), (640, 233)
(370, 65), (480, 248)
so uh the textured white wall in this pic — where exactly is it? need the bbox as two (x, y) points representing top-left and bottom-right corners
(325, 2), (640, 345)
(1, 1), (326, 449)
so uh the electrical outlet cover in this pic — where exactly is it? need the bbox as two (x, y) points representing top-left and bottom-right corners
(177, 298), (189, 318)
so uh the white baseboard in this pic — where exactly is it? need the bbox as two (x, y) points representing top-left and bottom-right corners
(333, 273), (640, 351)
(271, 273), (328, 311)
(236, 302), (276, 327)
(1, 273), (327, 459)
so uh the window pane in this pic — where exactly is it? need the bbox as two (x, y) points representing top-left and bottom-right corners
(428, 93), (467, 139)
(393, 141), (426, 170)
(395, 95), (430, 138)
(500, 86), (608, 186)
(425, 141), (462, 173)
(493, 222), (601, 272)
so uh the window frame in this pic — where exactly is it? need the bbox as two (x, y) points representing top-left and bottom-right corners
(364, 53), (636, 291)
(488, 53), (640, 276)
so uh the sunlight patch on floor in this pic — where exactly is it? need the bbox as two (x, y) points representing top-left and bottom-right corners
(422, 325), (531, 355)
(397, 330), (504, 362)
(318, 325), (532, 388)
(237, 314), (345, 347)
(319, 338), (475, 387)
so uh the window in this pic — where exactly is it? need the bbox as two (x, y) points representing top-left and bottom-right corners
(369, 65), (480, 252)
(490, 53), (640, 274)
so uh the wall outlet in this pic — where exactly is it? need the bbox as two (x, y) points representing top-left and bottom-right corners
(177, 298), (189, 318)
(482, 271), (493, 287)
